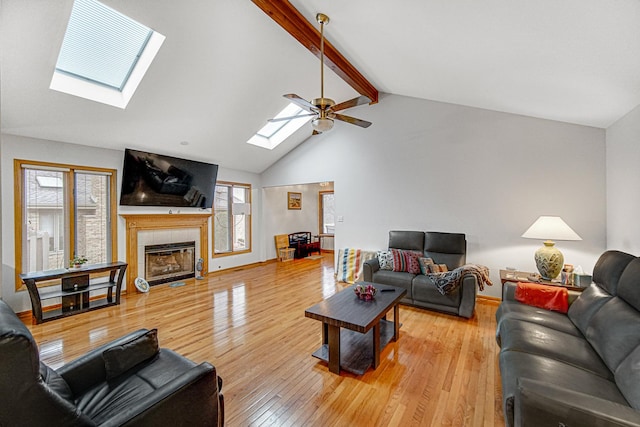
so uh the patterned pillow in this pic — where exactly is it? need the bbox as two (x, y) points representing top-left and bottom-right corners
(429, 263), (449, 273)
(391, 249), (421, 274)
(418, 257), (435, 274)
(377, 250), (394, 270)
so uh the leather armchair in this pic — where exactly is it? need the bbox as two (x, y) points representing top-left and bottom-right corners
(0, 299), (224, 426)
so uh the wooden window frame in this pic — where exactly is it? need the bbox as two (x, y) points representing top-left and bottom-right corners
(14, 159), (117, 291)
(212, 181), (252, 258)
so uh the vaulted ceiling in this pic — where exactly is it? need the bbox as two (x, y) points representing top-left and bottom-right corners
(2, 1), (640, 173)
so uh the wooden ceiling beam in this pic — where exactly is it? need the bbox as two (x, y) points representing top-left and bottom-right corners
(251, 0), (379, 104)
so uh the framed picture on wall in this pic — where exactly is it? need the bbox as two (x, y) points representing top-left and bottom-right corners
(288, 192), (302, 210)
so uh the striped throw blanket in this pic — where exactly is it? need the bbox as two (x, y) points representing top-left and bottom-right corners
(336, 248), (377, 284)
(426, 264), (493, 295)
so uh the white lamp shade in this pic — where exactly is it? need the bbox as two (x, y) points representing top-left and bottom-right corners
(311, 117), (334, 133)
(521, 216), (582, 241)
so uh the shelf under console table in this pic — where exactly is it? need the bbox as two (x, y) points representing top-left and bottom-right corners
(20, 261), (128, 324)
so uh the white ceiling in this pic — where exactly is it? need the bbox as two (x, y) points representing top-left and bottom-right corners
(2, 0), (640, 173)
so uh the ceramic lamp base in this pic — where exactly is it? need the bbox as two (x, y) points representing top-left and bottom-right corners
(534, 241), (564, 280)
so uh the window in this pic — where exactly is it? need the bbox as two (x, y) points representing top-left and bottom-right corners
(247, 103), (312, 150)
(50, 0), (165, 108)
(319, 191), (335, 234)
(213, 182), (251, 256)
(15, 160), (116, 289)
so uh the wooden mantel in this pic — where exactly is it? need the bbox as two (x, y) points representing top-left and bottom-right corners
(121, 214), (210, 293)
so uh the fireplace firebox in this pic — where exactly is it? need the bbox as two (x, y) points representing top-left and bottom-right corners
(144, 241), (195, 285)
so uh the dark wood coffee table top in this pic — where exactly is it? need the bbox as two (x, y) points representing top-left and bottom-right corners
(304, 283), (406, 333)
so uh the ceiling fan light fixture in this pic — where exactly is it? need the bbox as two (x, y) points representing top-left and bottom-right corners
(311, 117), (334, 133)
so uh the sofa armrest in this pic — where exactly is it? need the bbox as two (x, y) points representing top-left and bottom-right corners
(503, 281), (518, 301)
(57, 329), (151, 396)
(98, 362), (221, 427)
(515, 378), (640, 427)
(457, 273), (478, 318)
(363, 258), (380, 282)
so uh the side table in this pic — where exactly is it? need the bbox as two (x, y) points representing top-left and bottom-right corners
(500, 269), (587, 305)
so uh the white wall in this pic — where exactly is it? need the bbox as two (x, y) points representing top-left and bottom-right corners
(0, 134), (263, 312)
(262, 94), (607, 298)
(606, 104), (640, 254)
(262, 182), (333, 260)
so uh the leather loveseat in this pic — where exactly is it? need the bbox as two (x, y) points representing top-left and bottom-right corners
(0, 299), (224, 426)
(363, 230), (478, 318)
(496, 250), (640, 427)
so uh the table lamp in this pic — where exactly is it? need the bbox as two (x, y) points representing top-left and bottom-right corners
(521, 216), (582, 280)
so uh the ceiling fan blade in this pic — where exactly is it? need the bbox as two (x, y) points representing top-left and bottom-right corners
(331, 96), (371, 112)
(283, 94), (316, 112)
(268, 113), (316, 123)
(333, 113), (372, 128)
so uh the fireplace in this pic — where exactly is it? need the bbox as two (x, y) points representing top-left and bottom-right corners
(144, 241), (195, 285)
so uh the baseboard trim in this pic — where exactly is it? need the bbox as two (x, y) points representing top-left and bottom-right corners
(477, 295), (501, 305)
(206, 259), (276, 277)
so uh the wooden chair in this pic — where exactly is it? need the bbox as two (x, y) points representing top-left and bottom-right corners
(274, 235), (295, 262)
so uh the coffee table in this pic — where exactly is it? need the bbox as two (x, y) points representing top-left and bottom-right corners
(304, 283), (406, 375)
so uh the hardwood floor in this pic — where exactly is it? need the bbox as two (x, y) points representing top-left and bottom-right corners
(26, 254), (505, 426)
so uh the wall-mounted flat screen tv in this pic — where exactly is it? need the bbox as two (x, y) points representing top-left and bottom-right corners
(120, 148), (218, 208)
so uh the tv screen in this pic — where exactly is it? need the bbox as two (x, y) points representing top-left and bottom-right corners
(120, 149), (218, 208)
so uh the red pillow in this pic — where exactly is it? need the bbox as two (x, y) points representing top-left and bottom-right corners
(514, 282), (569, 313)
(390, 249), (421, 274)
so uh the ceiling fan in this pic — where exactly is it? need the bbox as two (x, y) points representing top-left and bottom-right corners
(269, 13), (372, 134)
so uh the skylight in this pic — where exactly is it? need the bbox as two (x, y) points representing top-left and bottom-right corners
(247, 104), (313, 150)
(50, 0), (165, 108)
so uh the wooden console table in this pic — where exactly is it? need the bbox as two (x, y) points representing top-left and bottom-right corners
(20, 262), (127, 324)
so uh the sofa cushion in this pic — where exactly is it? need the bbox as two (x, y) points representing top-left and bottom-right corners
(40, 362), (74, 404)
(500, 350), (629, 427)
(377, 251), (394, 270)
(388, 230), (424, 251)
(412, 274), (461, 308)
(424, 231), (466, 268)
(391, 249), (421, 274)
(567, 283), (613, 335)
(615, 347), (640, 411)
(616, 345), (640, 411)
(496, 301), (582, 346)
(617, 258), (640, 311)
(592, 250), (636, 296)
(586, 297), (640, 373)
(498, 318), (612, 379)
(372, 270), (413, 300)
(103, 329), (159, 380)
(79, 349), (198, 424)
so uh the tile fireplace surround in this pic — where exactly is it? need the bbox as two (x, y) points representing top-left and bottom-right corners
(121, 214), (210, 293)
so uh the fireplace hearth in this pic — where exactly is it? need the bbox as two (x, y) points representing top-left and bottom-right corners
(145, 241), (195, 285)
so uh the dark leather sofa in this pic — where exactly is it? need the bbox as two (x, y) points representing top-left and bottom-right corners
(363, 230), (478, 318)
(496, 250), (640, 427)
(0, 299), (224, 426)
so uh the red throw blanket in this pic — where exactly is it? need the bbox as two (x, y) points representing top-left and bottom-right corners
(514, 282), (569, 313)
